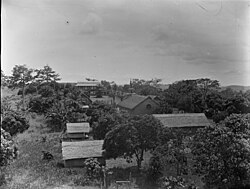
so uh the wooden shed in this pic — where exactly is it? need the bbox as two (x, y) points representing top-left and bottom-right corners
(65, 122), (91, 140)
(62, 140), (105, 168)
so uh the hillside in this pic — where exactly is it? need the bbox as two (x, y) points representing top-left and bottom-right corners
(220, 85), (250, 92)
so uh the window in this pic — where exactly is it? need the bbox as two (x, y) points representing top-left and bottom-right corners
(146, 104), (152, 109)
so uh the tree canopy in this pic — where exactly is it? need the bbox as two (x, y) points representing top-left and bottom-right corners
(103, 115), (163, 170)
(35, 65), (60, 84)
(191, 113), (250, 188)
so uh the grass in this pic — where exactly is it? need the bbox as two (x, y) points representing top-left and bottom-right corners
(1, 112), (151, 189)
(1, 88), (203, 188)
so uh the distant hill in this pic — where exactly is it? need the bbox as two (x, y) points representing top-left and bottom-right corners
(220, 85), (250, 92)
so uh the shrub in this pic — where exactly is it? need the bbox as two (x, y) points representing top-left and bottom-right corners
(0, 128), (18, 166)
(1, 111), (29, 136)
(84, 158), (103, 180)
(29, 97), (54, 114)
(159, 176), (187, 189)
(73, 177), (91, 186)
(38, 85), (55, 98)
(146, 154), (163, 185)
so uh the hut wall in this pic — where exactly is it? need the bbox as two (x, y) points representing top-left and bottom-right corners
(64, 157), (105, 168)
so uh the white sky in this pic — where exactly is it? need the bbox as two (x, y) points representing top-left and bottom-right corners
(2, 0), (250, 85)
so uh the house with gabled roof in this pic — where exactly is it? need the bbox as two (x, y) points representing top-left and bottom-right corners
(62, 140), (105, 167)
(63, 122), (91, 141)
(117, 94), (160, 115)
(153, 113), (210, 128)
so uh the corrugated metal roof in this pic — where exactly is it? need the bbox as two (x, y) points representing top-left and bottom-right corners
(153, 113), (210, 128)
(75, 81), (100, 87)
(62, 140), (104, 160)
(66, 122), (90, 133)
(117, 95), (150, 110)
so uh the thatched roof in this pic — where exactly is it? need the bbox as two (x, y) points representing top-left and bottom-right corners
(153, 113), (210, 128)
(62, 140), (104, 160)
(66, 122), (90, 133)
(117, 95), (152, 110)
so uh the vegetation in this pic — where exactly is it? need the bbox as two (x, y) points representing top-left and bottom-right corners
(1, 111), (30, 136)
(0, 128), (17, 167)
(8, 65), (34, 109)
(192, 114), (250, 188)
(2, 64), (250, 188)
(103, 115), (163, 170)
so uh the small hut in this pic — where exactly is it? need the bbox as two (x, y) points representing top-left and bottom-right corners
(62, 140), (105, 167)
(65, 122), (91, 140)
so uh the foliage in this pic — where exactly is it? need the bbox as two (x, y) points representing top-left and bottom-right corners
(1, 111), (30, 136)
(1, 97), (12, 115)
(34, 65), (60, 83)
(84, 158), (103, 180)
(92, 110), (129, 140)
(8, 65), (34, 109)
(103, 115), (163, 170)
(146, 154), (163, 185)
(0, 128), (18, 166)
(162, 79), (203, 113)
(191, 114), (250, 188)
(152, 127), (194, 177)
(29, 96), (55, 114)
(38, 85), (55, 97)
(196, 78), (220, 109)
(1, 70), (9, 87)
(44, 87), (91, 131)
(128, 78), (163, 96)
(8, 65), (34, 89)
(159, 176), (186, 189)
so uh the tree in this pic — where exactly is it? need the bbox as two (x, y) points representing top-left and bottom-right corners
(103, 115), (163, 170)
(162, 79), (203, 113)
(196, 78), (220, 109)
(92, 111), (129, 140)
(150, 127), (194, 178)
(1, 70), (9, 87)
(9, 65), (34, 109)
(191, 114), (250, 188)
(35, 65), (60, 84)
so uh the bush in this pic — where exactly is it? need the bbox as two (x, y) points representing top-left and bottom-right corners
(1, 111), (29, 136)
(0, 128), (18, 166)
(29, 97), (54, 114)
(84, 158), (103, 180)
(146, 154), (163, 185)
(38, 85), (55, 98)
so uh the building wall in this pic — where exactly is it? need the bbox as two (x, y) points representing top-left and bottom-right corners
(132, 98), (159, 115)
(64, 157), (105, 168)
(67, 133), (86, 140)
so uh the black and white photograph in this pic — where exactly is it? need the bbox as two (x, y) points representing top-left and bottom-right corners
(1, 0), (250, 188)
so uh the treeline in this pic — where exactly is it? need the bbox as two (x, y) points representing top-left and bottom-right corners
(158, 79), (250, 123)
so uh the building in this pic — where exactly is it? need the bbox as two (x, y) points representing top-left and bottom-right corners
(148, 95), (162, 103)
(63, 122), (91, 141)
(117, 94), (160, 115)
(153, 113), (210, 128)
(62, 140), (105, 167)
(75, 81), (101, 95)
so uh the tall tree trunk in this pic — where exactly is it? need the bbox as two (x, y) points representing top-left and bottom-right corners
(22, 82), (25, 110)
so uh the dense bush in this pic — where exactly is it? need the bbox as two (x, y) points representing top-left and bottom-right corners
(38, 85), (55, 97)
(29, 97), (54, 114)
(1, 111), (29, 136)
(0, 128), (18, 166)
(84, 158), (103, 180)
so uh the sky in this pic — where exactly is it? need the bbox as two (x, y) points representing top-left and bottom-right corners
(2, 0), (250, 86)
